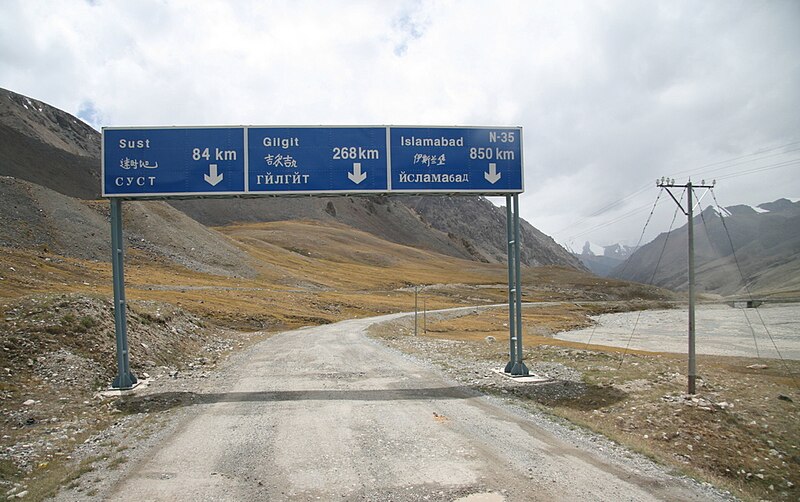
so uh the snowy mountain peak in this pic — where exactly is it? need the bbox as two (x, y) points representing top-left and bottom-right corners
(579, 241), (636, 258)
(581, 241), (605, 256)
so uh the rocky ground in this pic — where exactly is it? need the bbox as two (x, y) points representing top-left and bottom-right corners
(0, 294), (268, 500)
(2, 299), (797, 501)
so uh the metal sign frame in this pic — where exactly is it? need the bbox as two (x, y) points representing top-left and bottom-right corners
(105, 125), (529, 389)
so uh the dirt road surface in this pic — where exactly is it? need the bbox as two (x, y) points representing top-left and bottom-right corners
(72, 312), (729, 501)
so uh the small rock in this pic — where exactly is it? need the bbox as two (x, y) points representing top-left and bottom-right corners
(16, 491), (28, 499)
(777, 394), (793, 402)
(746, 364), (768, 370)
(22, 399), (35, 406)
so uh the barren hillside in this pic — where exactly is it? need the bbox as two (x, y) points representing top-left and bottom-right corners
(0, 87), (583, 269)
(0, 177), (255, 278)
(612, 200), (800, 298)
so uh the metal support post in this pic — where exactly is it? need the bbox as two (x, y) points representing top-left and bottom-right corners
(510, 194), (529, 376)
(423, 298), (427, 334)
(110, 199), (137, 389)
(504, 195), (516, 373)
(414, 286), (418, 336)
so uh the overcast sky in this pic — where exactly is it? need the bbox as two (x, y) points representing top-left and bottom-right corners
(2, 0), (799, 250)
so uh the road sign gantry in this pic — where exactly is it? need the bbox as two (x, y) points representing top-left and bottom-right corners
(102, 126), (523, 198)
(102, 124), (529, 390)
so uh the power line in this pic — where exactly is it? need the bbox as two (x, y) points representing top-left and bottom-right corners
(709, 189), (798, 382)
(617, 188), (684, 370)
(565, 198), (666, 242)
(712, 158), (800, 181)
(554, 182), (652, 235)
(556, 140), (800, 240)
(614, 189), (665, 278)
(668, 141), (800, 179)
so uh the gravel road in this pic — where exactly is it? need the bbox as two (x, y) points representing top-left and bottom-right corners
(57, 311), (730, 501)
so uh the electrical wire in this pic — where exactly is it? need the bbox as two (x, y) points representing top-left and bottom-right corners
(557, 140), (800, 243)
(614, 189), (664, 278)
(617, 188), (685, 368)
(709, 190), (797, 380)
(698, 200), (762, 359)
(565, 198), (666, 243)
(668, 140), (800, 179)
(711, 158), (800, 181)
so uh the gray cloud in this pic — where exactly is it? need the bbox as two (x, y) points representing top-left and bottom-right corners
(1, 0), (798, 249)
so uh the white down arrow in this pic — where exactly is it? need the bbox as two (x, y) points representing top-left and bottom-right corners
(484, 163), (501, 184)
(204, 164), (224, 186)
(348, 162), (367, 184)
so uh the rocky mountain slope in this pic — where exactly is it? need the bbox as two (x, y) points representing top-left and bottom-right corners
(0, 177), (255, 278)
(611, 199), (800, 297)
(399, 196), (585, 268)
(0, 90), (99, 199)
(0, 87), (583, 270)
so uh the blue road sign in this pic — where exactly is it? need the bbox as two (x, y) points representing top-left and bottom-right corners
(102, 126), (523, 197)
(103, 127), (245, 197)
(247, 127), (388, 194)
(389, 127), (523, 193)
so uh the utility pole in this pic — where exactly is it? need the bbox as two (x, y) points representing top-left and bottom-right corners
(657, 178), (715, 394)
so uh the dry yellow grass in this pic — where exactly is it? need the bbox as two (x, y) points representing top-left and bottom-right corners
(0, 221), (514, 332)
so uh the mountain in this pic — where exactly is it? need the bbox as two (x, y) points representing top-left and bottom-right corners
(399, 196), (585, 268)
(574, 241), (637, 277)
(0, 90), (100, 199)
(0, 87), (583, 270)
(611, 200), (800, 297)
(0, 176), (257, 278)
